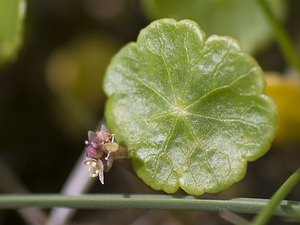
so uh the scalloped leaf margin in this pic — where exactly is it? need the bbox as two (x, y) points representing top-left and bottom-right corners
(104, 19), (277, 195)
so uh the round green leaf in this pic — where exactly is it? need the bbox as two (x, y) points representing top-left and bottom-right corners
(141, 0), (286, 53)
(104, 19), (277, 195)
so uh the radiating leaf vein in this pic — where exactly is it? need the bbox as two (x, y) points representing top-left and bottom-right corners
(182, 116), (220, 186)
(152, 115), (179, 179)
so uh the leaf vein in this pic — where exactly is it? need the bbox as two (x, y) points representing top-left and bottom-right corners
(152, 115), (179, 180)
(186, 112), (260, 129)
(181, 33), (193, 98)
(115, 64), (173, 106)
(184, 67), (257, 110)
(182, 116), (220, 187)
(157, 27), (177, 104)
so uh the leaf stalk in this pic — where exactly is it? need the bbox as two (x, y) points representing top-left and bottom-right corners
(0, 194), (299, 221)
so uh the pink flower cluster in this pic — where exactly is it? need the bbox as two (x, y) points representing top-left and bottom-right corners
(82, 128), (119, 184)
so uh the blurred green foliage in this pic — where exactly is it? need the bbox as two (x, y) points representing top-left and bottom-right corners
(142, 0), (286, 53)
(0, 0), (26, 64)
(46, 34), (119, 136)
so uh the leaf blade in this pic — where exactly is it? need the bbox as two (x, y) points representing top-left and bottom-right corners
(104, 19), (277, 195)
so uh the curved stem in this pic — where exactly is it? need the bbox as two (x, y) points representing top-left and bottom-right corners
(0, 194), (299, 219)
(253, 168), (300, 225)
(256, 0), (300, 74)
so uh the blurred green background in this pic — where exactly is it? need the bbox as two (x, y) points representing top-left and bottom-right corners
(0, 0), (300, 224)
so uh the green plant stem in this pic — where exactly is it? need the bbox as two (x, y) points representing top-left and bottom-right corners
(253, 168), (300, 225)
(256, 0), (300, 74)
(0, 194), (299, 218)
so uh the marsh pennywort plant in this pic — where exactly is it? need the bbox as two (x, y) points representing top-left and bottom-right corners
(2, 1), (300, 225)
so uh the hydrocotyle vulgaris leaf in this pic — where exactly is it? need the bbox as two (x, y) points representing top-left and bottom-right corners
(104, 19), (277, 195)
